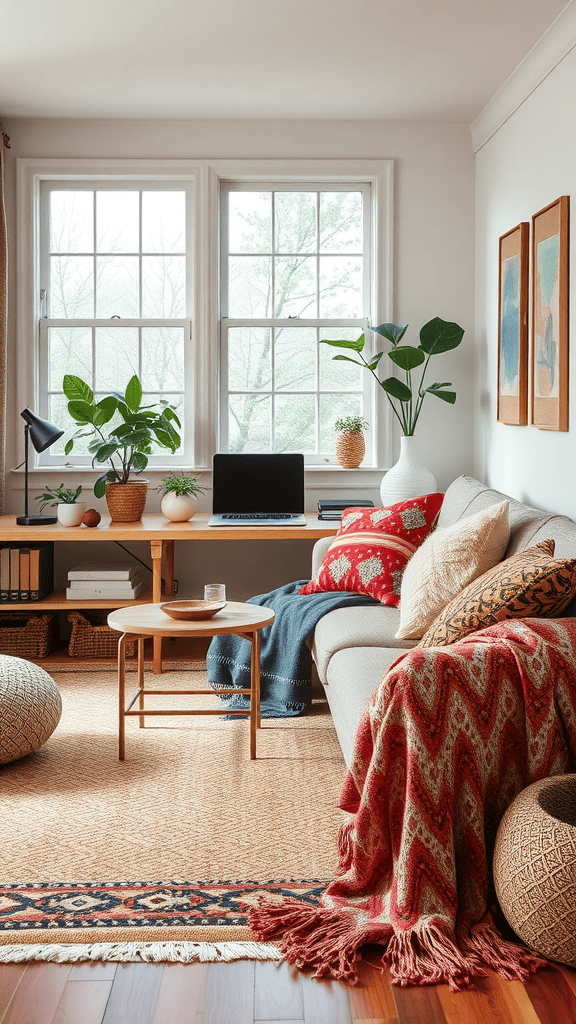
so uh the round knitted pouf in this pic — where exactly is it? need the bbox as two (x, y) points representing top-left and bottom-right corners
(0, 655), (62, 765)
(493, 775), (576, 966)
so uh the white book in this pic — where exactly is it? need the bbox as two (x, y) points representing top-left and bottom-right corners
(68, 560), (139, 581)
(66, 577), (146, 601)
(68, 574), (143, 590)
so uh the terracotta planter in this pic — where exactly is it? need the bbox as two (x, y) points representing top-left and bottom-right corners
(161, 492), (198, 522)
(105, 480), (148, 523)
(335, 430), (365, 468)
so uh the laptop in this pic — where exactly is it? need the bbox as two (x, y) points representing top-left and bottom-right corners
(208, 453), (307, 526)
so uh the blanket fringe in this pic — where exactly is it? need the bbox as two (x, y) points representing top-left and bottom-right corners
(0, 941), (282, 965)
(461, 919), (547, 981)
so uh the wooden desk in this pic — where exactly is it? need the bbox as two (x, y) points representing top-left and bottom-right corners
(0, 514), (337, 671)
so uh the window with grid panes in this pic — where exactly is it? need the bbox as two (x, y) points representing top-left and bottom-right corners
(220, 183), (372, 462)
(38, 181), (193, 464)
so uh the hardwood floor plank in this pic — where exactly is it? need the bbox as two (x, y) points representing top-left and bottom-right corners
(68, 963), (117, 982)
(524, 965), (576, 1024)
(1, 963), (71, 1024)
(151, 963), (208, 1024)
(301, 973), (352, 1024)
(205, 961), (255, 1024)
(391, 982), (448, 1024)
(101, 963), (164, 1024)
(0, 964), (27, 1021)
(491, 975), (542, 1024)
(254, 961), (304, 1020)
(52, 979), (113, 1024)
(436, 972), (523, 1024)
(346, 958), (399, 1023)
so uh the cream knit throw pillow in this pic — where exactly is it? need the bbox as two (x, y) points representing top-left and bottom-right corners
(396, 500), (510, 640)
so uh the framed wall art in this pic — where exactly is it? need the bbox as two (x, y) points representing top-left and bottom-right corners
(498, 222), (529, 425)
(531, 195), (570, 431)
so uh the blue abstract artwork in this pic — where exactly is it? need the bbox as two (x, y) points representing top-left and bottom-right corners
(499, 254), (520, 396)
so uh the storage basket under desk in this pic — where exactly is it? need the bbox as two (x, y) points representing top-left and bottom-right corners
(67, 612), (137, 659)
(0, 610), (57, 659)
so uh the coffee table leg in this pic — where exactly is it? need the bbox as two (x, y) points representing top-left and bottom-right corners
(118, 633), (128, 761)
(138, 637), (145, 728)
(250, 629), (261, 760)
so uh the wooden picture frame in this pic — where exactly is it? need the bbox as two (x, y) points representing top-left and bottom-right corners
(498, 222), (529, 425)
(531, 195), (570, 431)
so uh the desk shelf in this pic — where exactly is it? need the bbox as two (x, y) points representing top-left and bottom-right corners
(1, 588), (154, 612)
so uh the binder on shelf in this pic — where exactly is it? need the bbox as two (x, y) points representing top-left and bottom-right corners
(28, 543), (54, 602)
(19, 550), (30, 601)
(0, 548), (9, 601)
(9, 548), (19, 601)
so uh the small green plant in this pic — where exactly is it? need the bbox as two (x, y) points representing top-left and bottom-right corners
(63, 374), (181, 497)
(334, 416), (369, 433)
(321, 317), (464, 436)
(35, 483), (82, 512)
(156, 473), (205, 497)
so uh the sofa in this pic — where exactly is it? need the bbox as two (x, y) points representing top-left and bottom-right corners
(310, 474), (576, 765)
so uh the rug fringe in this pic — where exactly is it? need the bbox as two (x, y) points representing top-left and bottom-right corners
(0, 941), (283, 965)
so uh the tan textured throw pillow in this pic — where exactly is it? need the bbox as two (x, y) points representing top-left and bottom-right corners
(419, 539), (576, 648)
(396, 500), (510, 640)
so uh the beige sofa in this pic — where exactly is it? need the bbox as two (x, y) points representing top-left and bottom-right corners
(310, 475), (576, 765)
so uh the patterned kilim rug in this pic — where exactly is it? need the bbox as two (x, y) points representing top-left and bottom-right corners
(0, 669), (344, 963)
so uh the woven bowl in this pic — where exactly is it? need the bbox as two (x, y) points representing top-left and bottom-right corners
(493, 774), (576, 966)
(160, 600), (227, 621)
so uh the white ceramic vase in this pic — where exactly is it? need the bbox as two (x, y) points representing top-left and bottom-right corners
(161, 491), (198, 522)
(57, 501), (86, 527)
(379, 435), (436, 505)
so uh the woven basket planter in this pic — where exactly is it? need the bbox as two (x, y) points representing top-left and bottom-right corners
(335, 431), (365, 468)
(0, 611), (57, 659)
(105, 480), (148, 522)
(493, 774), (576, 966)
(68, 612), (136, 659)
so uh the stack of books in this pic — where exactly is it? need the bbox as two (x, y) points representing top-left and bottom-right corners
(0, 543), (54, 602)
(66, 561), (146, 600)
(317, 498), (375, 521)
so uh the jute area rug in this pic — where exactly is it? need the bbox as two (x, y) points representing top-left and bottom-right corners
(0, 668), (346, 964)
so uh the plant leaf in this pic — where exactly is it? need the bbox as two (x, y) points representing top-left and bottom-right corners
(366, 352), (384, 371)
(419, 317), (464, 355)
(320, 334), (365, 352)
(426, 381), (452, 391)
(64, 439), (74, 456)
(130, 451), (148, 471)
(68, 399), (94, 424)
(370, 323), (408, 346)
(426, 388), (456, 404)
(332, 354), (365, 366)
(93, 396), (117, 426)
(93, 474), (107, 499)
(125, 375), (143, 413)
(379, 377), (412, 401)
(388, 346), (426, 371)
(63, 374), (94, 404)
(74, 485), (83, 501)
(93, 442), (118, 463)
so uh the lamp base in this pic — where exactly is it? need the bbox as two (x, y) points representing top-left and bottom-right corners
(16, 514), (58, 526)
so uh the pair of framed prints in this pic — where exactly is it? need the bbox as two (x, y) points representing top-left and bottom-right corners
(497, 195), (569, 430)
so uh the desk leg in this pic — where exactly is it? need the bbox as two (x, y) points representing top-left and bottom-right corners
(249, 629), (261, 761)
(138, 637), (145, 728)
(118, 633), (128, 761)
(164, 540), (175, 596)
(151, 539), (163, 674)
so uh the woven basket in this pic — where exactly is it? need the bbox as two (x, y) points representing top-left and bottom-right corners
(335, 431), (365, 468)
(67, 612), (136, 659)
(0, 611), (56, 659)
(105, 480), (148, 522)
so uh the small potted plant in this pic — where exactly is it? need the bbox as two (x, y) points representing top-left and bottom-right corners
(156, 473), (205, 522)
(334, 416), (369, 468)
(35, 483), (85, 527)
(63, 374), (181, 523)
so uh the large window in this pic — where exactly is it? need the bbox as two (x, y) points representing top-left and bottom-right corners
(220, 183), (372, 462)
(37, 180), (193, 464)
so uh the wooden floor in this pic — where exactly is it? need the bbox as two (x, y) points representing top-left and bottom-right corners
(1, 951), (576, 1024)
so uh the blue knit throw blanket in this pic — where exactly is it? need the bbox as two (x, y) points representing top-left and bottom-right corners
(207, 580), (378, 717)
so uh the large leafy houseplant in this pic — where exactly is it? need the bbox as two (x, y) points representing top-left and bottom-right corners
(321, 317), (464, 436)
(63, 374), (181, 498)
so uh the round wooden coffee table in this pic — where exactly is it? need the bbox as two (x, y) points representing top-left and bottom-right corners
(108, 602), (275, 761)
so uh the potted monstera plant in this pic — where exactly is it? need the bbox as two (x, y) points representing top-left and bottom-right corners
(63, 374), (181, 522)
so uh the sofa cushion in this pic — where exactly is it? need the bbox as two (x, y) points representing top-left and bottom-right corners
(312, 605), (417, 685)
(300, 494), (443, 607)
(420, 539), (576, 648)
(396, 500), (510, 640)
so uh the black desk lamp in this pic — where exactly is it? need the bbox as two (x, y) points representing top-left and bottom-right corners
(16, 408), (64, 526)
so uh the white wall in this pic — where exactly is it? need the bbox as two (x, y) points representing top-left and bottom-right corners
(474, 33), (576, 516)
(2, 118), (475, 598)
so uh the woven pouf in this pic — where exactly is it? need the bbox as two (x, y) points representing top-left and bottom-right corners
(493, 774), (576, 966)
(0, 655), (62, 765)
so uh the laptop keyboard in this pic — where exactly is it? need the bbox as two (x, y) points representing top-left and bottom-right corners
(221, 513), (298, 520)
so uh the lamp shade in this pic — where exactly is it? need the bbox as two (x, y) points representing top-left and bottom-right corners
(20, 408), (64, 453)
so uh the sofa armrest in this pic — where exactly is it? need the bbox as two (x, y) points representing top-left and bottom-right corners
(311, 536), (333, 578)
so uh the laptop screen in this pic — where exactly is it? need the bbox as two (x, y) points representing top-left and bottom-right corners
(212, 454), (305, 514)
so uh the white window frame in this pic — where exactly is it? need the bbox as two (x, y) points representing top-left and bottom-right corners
(17, 158), (393, 482)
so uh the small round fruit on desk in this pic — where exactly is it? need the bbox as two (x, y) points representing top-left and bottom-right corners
(82, 509), (101, 527)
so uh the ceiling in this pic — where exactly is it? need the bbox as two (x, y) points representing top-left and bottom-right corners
(0, 0), (569, 123)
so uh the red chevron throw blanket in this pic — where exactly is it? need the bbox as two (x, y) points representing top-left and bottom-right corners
(249, 617), (576, 990)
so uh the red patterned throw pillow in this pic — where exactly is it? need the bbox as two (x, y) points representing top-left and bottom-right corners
(299, 493), (444, 606)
